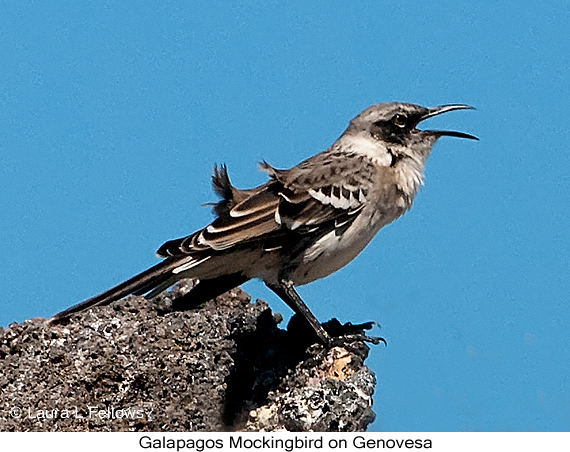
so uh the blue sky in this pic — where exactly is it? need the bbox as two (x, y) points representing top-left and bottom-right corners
(1, 1), (569, 432)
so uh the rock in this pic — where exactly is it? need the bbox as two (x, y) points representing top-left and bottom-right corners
(0, 284), (376, 431)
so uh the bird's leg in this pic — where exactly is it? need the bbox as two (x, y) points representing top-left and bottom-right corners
(266, 280), (331, 345)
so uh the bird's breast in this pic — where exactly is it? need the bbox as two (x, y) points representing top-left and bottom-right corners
(289, 204), (402, 285)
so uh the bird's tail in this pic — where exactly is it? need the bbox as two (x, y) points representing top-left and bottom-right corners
(49, 258), (187, 323)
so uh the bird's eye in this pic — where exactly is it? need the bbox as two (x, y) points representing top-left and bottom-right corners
(392, 114), (407, 127)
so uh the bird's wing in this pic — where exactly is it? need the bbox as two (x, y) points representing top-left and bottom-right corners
(259, 151), (377, 229)
(157, 154), (377, 257)
(157, 185), (280, 256)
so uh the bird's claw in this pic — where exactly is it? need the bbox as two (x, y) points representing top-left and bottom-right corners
(329, 333), (386, 347)
(323, 319), (386, 347)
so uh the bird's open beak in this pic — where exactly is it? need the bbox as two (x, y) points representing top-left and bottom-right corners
(418, 104), (479, 140)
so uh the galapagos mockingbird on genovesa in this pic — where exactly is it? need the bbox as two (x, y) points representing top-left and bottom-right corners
(50, 102), (477, 345)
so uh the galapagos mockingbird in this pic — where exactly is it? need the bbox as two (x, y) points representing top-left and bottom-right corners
(51, 102), (477, 344)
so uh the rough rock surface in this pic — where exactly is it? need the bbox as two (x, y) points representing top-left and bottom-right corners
(0, 284), (376, 432)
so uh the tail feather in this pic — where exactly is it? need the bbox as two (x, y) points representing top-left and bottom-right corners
(49, 258), (189, 323)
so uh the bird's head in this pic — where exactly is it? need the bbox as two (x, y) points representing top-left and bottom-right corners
(347, 102), (478, 162)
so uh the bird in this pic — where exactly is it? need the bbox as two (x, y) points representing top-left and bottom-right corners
(50, 102), (477, 345)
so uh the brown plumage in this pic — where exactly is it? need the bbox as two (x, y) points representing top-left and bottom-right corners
(50, 102), (477, 345)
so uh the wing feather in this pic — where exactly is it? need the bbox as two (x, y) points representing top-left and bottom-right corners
(266, 151), (377, 231)
(157, 153), (377, 258)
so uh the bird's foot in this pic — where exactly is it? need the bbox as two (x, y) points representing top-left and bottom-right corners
(286, 314), (386, 349)
(323, 319), (386, 347)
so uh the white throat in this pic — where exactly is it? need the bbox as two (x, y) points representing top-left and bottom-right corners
(395, 154), (425, 198)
